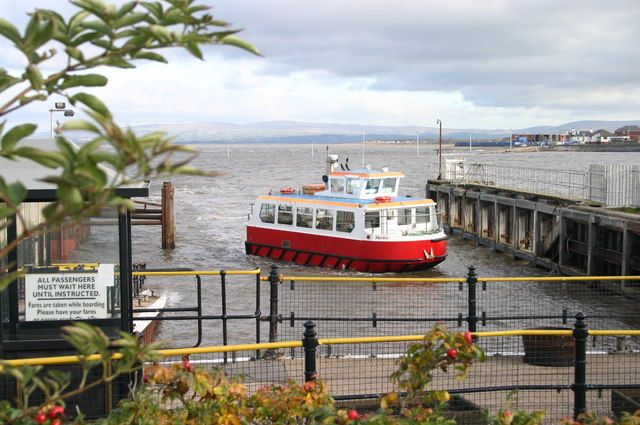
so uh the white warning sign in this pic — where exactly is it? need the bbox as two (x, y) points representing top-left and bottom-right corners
(25, 269), (110, 321)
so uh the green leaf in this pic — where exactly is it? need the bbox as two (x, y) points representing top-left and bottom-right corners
(59, 73), (108, 90)
(148, 24), (172, 42)
(0, 69), (22, 92)
(68, 11), (90, 35)
(6, 181), (27, 205)
(131, 51), (167, 63)
(72, 92), (112, 118)
(116, 2), (138, 19)
(1, 124), (37, 151)
(79, 20), (111, 36)
(220, 35), (261, 56)
(0, 205), (16, 220)
(55, 136), (77, 160)
(59, 186), (84, 212)
(70, 31), (101, 47)
(12, 146), (67, 168)
(25, 64), (43, 90)
(115, 12), (148, 29)
(65, 46), (84, 61)
(100, 56), (135, 68)
(0, 17), (22, 45)
(0, 271), (19, 292)
(141, 2), (164, 20)
(62, 119), (101, 133)
(30, 17), (55, 51)
(184, 41), (203, 60)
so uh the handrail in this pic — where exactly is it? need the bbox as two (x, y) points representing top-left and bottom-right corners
(4, 329), (640, 368)
(132, 269), (261, 277)
(273, 275), (640, 283)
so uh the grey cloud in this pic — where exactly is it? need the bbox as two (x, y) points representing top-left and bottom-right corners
(214, 0), (640, 111)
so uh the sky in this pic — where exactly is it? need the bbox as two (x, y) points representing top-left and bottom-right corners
(1, 0), (639, 131)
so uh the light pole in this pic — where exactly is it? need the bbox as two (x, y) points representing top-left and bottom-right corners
(49, 102), (74, 138)
(469, 129), (472, 152)
(362, 132), (365, 168)
(416, 131), (420, 156)
(437, 119), (442, 180)
(509, 128), (513, 150)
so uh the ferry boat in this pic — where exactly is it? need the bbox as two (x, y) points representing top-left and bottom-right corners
(245, 155), (447, 273)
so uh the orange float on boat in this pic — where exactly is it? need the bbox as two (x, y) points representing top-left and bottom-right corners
(302, 183), (325, 194)
(280, 187), (296, 194)
(375, 196), (393, 204)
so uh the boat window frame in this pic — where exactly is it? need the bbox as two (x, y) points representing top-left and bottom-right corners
(330, 178), (345, 194)
(415, 206), (429, 224)
(259, 203), (276, 223)
(336, 210), (355, 233)
(315, 208), (334, 231)
(345, 178), (362, 195)
(380, 178), (397, 194)
(277, 204), (294, 225)
(397, 207), (413, 226)
(364, 211), (380, 229)
(364, 178), (381, 194)
(296, 206), (314, 228)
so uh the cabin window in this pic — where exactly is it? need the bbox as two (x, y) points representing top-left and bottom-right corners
(296, 207), (313, 228)
(259, 203), (275, 223)
(364, 179), (381, 194)
(397, 208), (412, 225)
(365, 211), (380, 229)
(381, 178), (397, 194)
(336, 211), (355, 233)
(415, 206), (429, 224)
(277, 204), (293, 225)
(315, 209), (334, 230)
(345, 178), (362, 195)
(330, 178), (345, 194)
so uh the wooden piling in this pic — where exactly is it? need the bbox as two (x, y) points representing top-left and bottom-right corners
(161, 181), (176, 249)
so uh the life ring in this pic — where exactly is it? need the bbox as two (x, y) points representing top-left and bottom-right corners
(280, 187), (296, 194)
(375, 196), (392, 204)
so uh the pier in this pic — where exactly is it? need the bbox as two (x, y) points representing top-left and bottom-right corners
(426, 177), (640, 278)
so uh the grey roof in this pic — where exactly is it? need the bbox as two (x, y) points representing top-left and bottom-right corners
(0, 137), (148, 201)
(614, 125), (640, 132)
(594, 129), (613, 137)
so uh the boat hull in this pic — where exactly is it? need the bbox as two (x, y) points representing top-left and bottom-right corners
(245, 226), (447, 273)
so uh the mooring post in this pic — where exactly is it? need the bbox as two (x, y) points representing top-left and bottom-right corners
(302, 320), (319, 382)
(268, 265), (280, 343)
(572, 312), (588, 419)
(161, 181), (176, 249)
(466, 265), (478, 333)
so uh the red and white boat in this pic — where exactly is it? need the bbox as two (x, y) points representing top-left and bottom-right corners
(245, 155), (447, 273)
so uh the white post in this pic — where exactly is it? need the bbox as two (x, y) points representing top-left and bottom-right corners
(469, 129), (472, 152)
(416, 131), (420, 156)
(227, 140), (230, 159)
(509, 128), (513, 150)
(311, 140), (314, 158)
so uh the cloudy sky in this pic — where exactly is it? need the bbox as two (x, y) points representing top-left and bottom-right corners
(1, 0), (639, 131)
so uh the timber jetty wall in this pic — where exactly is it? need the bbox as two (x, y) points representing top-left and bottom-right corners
(426, 180), (640, 277)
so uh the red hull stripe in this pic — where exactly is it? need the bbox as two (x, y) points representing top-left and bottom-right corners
(245, 226), (447, 273)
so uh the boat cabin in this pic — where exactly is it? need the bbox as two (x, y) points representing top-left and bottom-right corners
(316, 170), (404, 200)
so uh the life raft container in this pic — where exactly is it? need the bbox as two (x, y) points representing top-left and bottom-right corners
(302, 183), (325, 194)
(375, 196), (393, 204)
(280, 187), (296, 194)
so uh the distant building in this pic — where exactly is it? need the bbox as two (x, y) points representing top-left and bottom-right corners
(592, 129), (613, 143)
(614, 125), (640, 143)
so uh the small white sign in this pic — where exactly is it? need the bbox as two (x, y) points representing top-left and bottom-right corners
(25, 271), (109, 321)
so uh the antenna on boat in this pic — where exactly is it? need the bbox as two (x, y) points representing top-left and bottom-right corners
(345, 158), (350, 171)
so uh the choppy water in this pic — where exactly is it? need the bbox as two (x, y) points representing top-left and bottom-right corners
(128, 145), (640, 347)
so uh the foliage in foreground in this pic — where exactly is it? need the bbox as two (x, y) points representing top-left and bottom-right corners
(0, 0), (260, 291)
(1, 325), (639, 424)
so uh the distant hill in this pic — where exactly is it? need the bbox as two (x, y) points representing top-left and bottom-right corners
(60, 119), (640, 144)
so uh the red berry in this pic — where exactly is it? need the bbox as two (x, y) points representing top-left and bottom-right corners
(425, 407), (433, 414)
(182, 359), (193, 372)
(51, 420), (61, 425)
(347, 409), (359, 420)
(48, 405), (64, 418)
(35, 413), (47, 424)
(463, 331), (473, 345)
(446, 348), (458, 359)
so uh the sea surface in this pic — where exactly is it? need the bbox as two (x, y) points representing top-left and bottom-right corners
(128, 145), (640, 347)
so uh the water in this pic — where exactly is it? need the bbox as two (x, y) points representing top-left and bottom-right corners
(129, 145), (640, 347)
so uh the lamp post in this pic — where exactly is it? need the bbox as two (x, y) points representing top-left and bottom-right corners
(509, 128), (513, 150)
(437, 119), (442, 180)
(469, 129), (472, 152)
(49, 102), (74, 138)
(362, 132), (365, 168)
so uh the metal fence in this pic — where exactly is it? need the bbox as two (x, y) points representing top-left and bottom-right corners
(432, 161), (640, 207)
(5, 323), (640, 423)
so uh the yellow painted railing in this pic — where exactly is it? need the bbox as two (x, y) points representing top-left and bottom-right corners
(132, 269), (261, 277)
(3, 329), (639, 368)
(276, 274), (640, 283)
